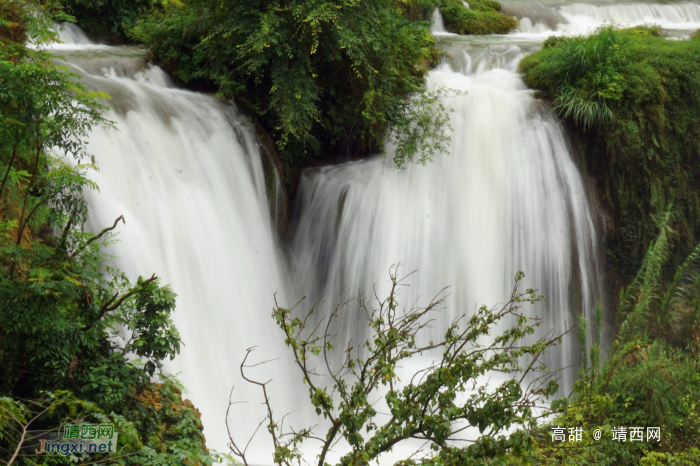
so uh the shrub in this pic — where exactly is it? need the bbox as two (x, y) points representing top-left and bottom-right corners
(60, 0), (162, 42)
(130, 0), (447, 170)
(520, 27), (700, 275)
(440, 0), (518, 35)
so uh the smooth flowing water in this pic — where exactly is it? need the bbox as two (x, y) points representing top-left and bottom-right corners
(52, 1), (700, 461)
(290, 37), (600, 394)
(53, 24), (302, 464)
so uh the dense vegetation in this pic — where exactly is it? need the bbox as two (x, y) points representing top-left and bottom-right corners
(58, 0), (515, 176)
(508, 212), (700, 466)
(520, 26), (700, 276)
(439, 0), (517, 35)
(400, 0), (517, 35)
(0, 3), (213, 464)
(127, 0), (445, 172)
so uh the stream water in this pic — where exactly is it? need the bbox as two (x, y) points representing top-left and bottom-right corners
(52, 2), (700, 462)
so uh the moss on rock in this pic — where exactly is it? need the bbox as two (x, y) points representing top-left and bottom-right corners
(401, 0), (518, 35)
(440, 0), (518, 35)
(520, 26), (700, 275)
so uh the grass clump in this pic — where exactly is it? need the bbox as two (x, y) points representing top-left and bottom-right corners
(520, 26), (700, 275)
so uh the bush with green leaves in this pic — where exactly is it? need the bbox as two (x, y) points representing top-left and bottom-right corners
(519, 26), (700, 276)
(396, 0), (517, 35)
(58, 0), (174, 43)
(0, 5), (212, 465)
(228, 268), (566, 466)
(507, 210), (700, 466)
(439, 0), (517, 35)
(129, 0), (452, 172)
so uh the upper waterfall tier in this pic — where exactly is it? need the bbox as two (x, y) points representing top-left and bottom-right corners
(502, 0), (700, 34)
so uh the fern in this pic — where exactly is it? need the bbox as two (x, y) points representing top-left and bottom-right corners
(618, 208), (674, 341)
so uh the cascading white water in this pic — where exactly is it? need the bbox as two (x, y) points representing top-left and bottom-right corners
(431, 8), (449, 34)
(290, 39), (600, 393)
(507, 0), (700, 34)
(53, 26), (304, 464)
(560, 2), (700, 28)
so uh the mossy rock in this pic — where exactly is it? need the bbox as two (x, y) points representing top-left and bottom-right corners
(520, 26), (700, 274)
(440, 0), (518, 35)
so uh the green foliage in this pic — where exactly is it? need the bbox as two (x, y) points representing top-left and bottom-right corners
(1, 0), (78, 44)
(0, 5), (211, 465)
(387, 87), (459, 169)
(617, 209), (674, 341)
(0, 42), (112, 244)
(231, 269), (564, 465)
(512, 342), (700, 466)
(0, 382), (215, 466)
(398, 0), (517, 35)
(615, 206), (700, 345)
(439, 0), (517, 35)
(509, 218), (700, 466)
(520, 26), (700, 275)
(130, 0), (448, 169)
(59, 0), (178, 42)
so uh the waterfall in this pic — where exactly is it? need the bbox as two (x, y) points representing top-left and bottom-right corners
(45, 0), (665, 455)
(561, 2), (700, 27)
(506, 0), (700, 34)
(290, 44), (600, 394)
(53, 27), (304, 464)
(431, 8), (449, 34)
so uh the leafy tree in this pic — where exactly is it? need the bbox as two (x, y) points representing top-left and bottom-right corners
(0, 5), (212, 465)
(130, 0), (450, 170)
(228, 268), (567, 466)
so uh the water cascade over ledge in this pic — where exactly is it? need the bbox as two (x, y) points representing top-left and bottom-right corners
(53, 24), (301, 464)
(290, 42), (601, 395)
